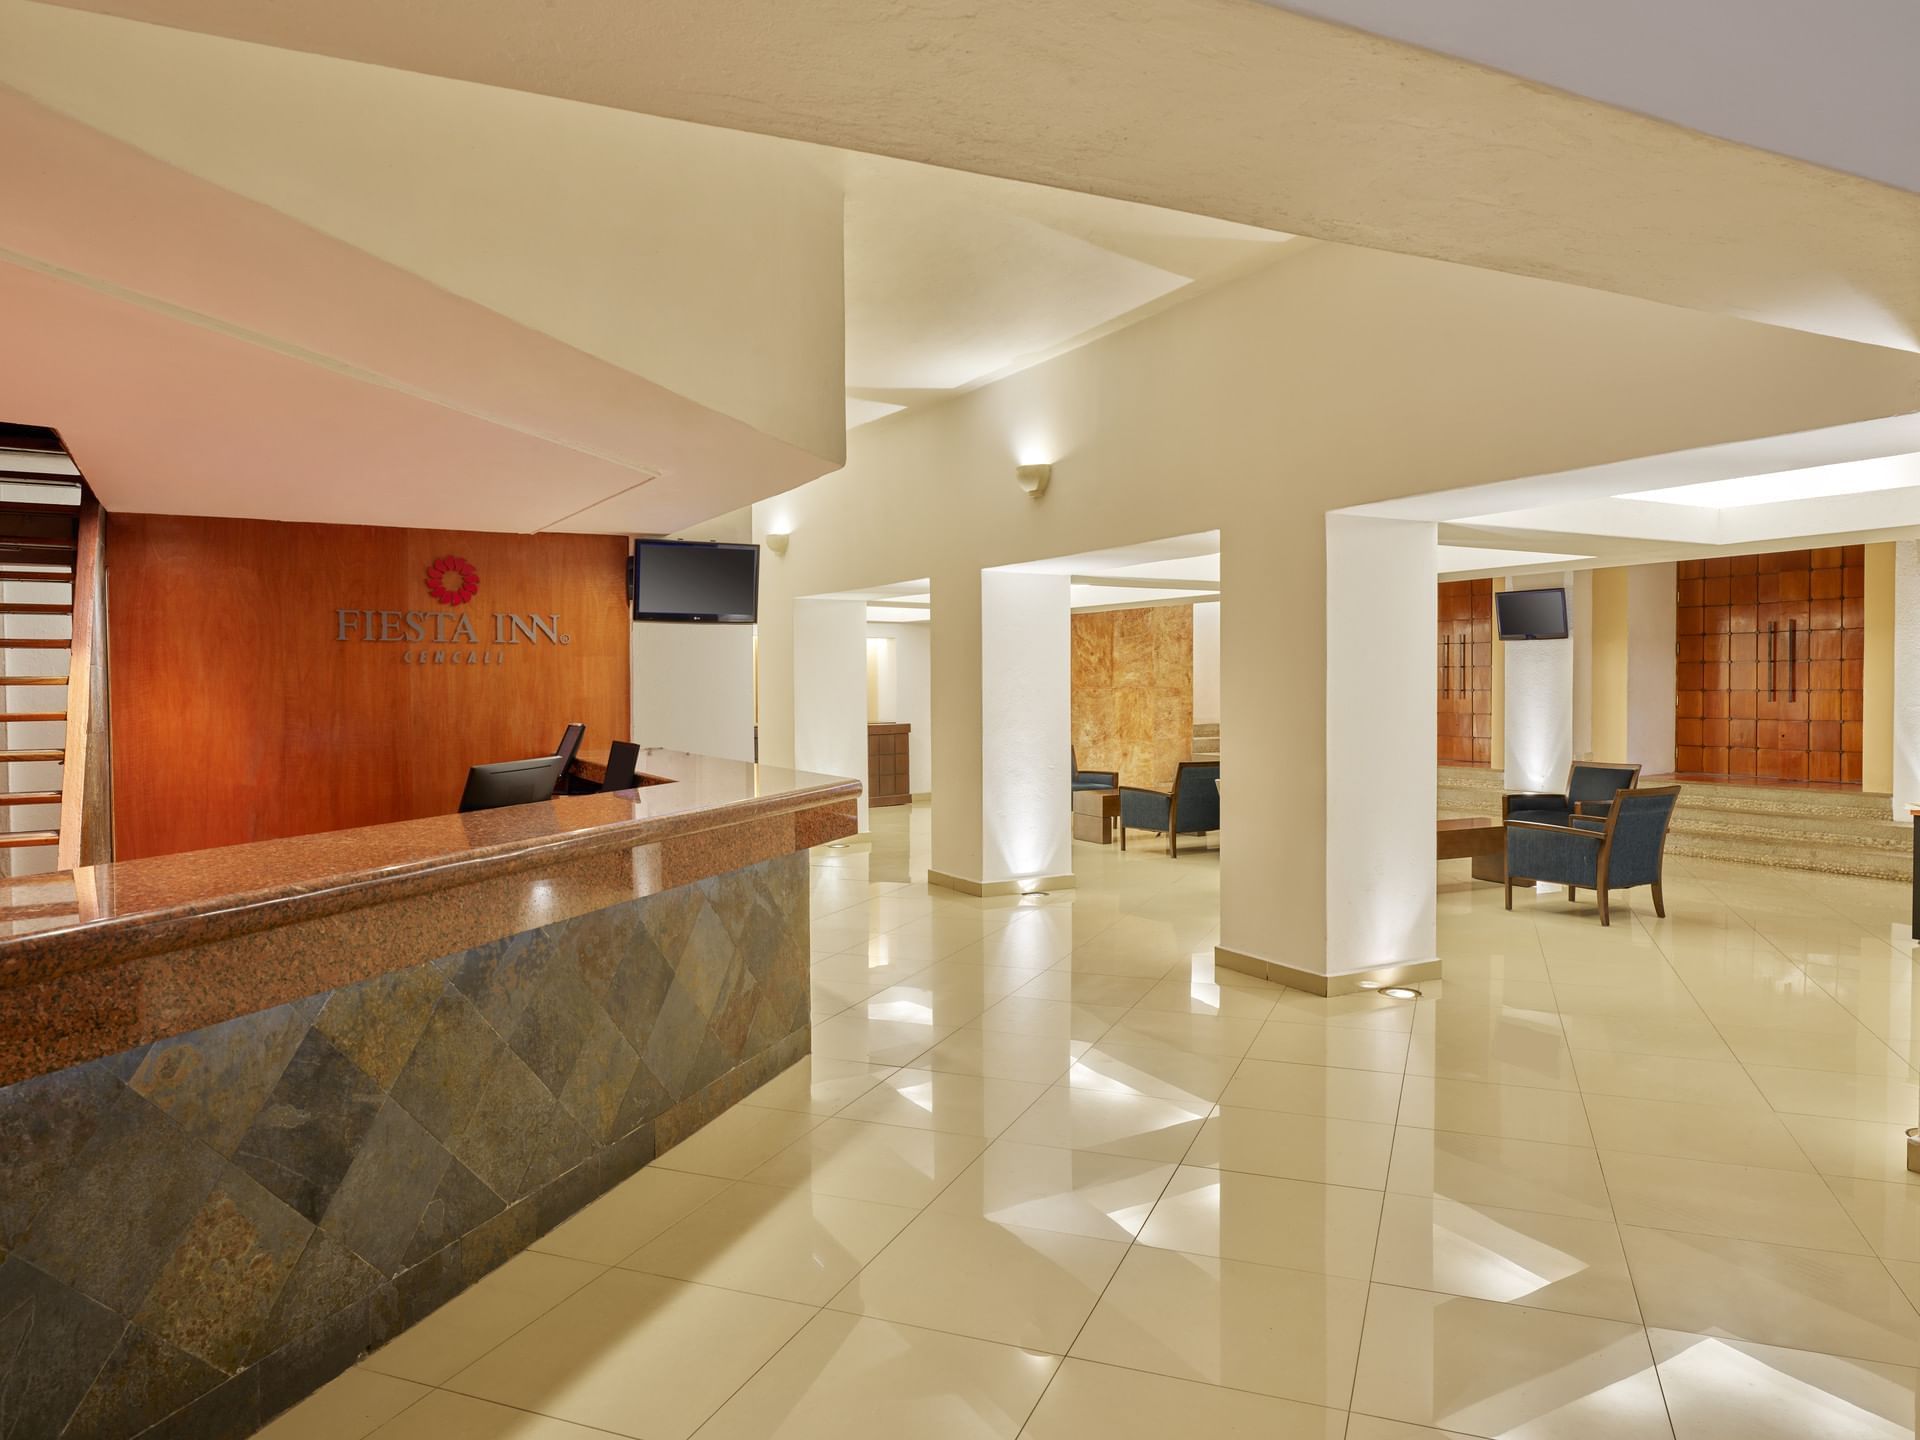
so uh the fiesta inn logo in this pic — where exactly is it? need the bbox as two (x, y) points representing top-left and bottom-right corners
(423, 554), (479, 607)
(333, 554), (569, 665)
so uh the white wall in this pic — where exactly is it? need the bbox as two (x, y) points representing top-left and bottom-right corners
(1192, 600), (1221, 727)
(870, 621), (933, 794)
(630, 621), (756, 763)
(1625, 562), (1677, 773)
(1325, 516), (1436, 976)
(794, 598), (871, 831)
(1503, 578), (1575, 791)
(979, 570), (1071, 886)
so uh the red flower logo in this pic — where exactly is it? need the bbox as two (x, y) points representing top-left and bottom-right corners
(424, 555), (479, 606)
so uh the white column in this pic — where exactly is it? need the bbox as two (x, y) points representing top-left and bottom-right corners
(1504, 574), (1576, 792)
(630, 622), (756, 763)
(1891, 541), (1920, 819)
(1322, 514), (1438, 983)
(793, 597), (871, 832)
(976, 569), (1071, 889)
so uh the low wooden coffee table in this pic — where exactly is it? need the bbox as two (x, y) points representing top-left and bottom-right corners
(1073, 787), (1121, 844)
(1437, 816), (1505, 883)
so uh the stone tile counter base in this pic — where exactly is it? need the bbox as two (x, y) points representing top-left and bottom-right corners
(0, 852), (811, 1440)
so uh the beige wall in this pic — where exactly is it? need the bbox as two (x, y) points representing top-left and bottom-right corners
(754, 240), (1920, 973)
(1865, 542), (1896, 793)
(1589, 567), (1630, 762)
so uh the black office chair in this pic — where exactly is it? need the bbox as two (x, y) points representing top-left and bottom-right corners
(600, 740), (641, 793)
(552, 722), (585, 794)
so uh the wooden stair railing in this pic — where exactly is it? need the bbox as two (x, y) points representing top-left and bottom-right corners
(0, 424), (110, 871)
(58, 484), (111, 869)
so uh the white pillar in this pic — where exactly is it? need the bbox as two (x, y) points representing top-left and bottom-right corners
(975, 569), (1071, 890)
(631, 622), (756, 763)
(793, 597), (871, 832)
(1217, 515), (1438, 994)
(1504, 575), (1576, 792)
(1322, 514), (1438, 984)
(1891, 541), (1920, 818)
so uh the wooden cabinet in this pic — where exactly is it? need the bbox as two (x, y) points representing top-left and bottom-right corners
(868, 723), (911, 807)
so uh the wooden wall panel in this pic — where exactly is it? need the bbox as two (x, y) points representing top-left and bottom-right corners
(1071, 606), (1194, 787)
(1437, 579), (1492, 766)
(1675, 545), (1863, 784)
(108, 515), (631, 859)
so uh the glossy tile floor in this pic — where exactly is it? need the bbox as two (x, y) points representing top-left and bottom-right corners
(264, 804), (1920, 1439)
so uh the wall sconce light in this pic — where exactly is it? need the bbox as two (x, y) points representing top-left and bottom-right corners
(765, 532), (790, 557)
(1015, 464), (1052, 499)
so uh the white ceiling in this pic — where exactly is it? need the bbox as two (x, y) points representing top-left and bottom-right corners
(1351, 415), (1920, 576)
(842, 159), (1293, 426)
(0, 0), (1297, 529)
(1270, 0), (1920, 193)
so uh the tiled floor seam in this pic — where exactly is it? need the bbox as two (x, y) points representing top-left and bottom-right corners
(1008, 1020), (1234, 1437)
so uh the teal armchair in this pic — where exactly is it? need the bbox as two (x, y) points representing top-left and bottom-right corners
(1119, 761), (1221, 857)
(1505, 784), (1681, 925)
(1504, 760), (1642, 828)
(1072, 747), (1119, 793)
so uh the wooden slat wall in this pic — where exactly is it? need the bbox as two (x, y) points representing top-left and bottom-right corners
(1437, 579), (1492, 766)
(1676, 545), (1864, 783)
(107, 516), (631, 859)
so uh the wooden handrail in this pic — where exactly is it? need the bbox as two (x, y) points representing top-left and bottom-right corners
(57, 490), (111, 869)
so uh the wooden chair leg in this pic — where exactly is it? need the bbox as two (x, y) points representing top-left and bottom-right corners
(1599, 889), (1611, 927)
(1170, 830), (1179, 859)
(1652, 881), (1665, 918)
(1504, 875), (1514, 911)
(1119, 823), (1126, 852)
(1567, 886), (1577, 904)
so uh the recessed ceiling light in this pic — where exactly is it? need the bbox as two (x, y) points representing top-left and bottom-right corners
(1619, 453), (1920, 509)
(1381, 985), (1422, 1000)
(827, 842), (849, 849)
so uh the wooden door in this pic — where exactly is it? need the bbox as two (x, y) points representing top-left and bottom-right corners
(1677, 547), (1863, 782)
(1437, 579), (1492, 766)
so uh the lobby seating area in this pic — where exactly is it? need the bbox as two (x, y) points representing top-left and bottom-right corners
(260, 801), (1920, 1440)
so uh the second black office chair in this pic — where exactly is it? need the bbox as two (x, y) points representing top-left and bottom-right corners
(600, 740), (642, 793)
(552, 722), (586, 794)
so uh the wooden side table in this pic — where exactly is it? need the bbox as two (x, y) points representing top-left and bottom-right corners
(1437, 816), (1505, 883)
(1073, 787), (1120, 844)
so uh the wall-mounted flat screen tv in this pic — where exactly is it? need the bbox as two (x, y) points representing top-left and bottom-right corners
(1495, 586), (1569, 641)
(631, 539), (759, 623)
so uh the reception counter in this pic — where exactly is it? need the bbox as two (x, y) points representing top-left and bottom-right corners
(0, 750), (857, 1440)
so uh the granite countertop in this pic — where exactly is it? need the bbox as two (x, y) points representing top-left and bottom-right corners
(0, 749), (857, 983)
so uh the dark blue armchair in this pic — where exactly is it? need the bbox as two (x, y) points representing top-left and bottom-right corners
(1504, 760), (1642, 828)
(1072, 748), (1119, 793)
(1119, 761), (1220, 857)
(1505, 784), (1681, 925)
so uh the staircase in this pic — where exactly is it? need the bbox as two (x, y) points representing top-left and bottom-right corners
(1438, 764), (1913, 882)
(0, 426), (101, 874)
(1192, 722), (1219, 760)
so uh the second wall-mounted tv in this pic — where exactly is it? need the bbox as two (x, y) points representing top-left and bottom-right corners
(631, 539), (759, 623)
(1495, 586), (1569, 641)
